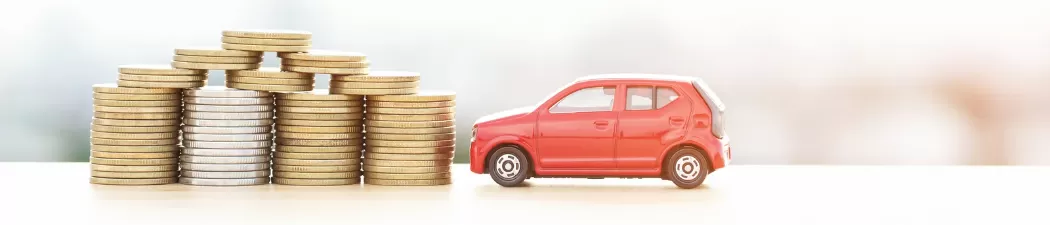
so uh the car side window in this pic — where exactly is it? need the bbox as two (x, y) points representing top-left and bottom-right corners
(626, 86), (654, 110)
(656, 86), (679, 109)
(549, 86), (616, 113)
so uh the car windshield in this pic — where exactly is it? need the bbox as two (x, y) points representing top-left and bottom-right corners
(533, 82), (576, 110)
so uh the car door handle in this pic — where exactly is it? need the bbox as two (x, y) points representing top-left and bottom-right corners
(594, 120), (609, 126)
(669, 117), (685, 125)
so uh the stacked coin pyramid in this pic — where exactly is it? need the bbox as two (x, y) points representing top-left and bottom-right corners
(272, 90), (365, 186)
(363, 91), (456, 186)
(179, 87), (275, 186)
(116, 65), (207, 89)
(89, 84), (183, 185)
(226, 67), (315, 92)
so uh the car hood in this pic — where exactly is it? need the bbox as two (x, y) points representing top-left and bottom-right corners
(474, 106), (534, 125)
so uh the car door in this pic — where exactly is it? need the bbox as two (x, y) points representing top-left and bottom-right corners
(536, 84), (622, 169)
(615, 84), (690, 169)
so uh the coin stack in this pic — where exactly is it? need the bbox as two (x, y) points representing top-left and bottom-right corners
(179, 87), (275, 186)
(331, 71), (420, 95)
(221, 29), (311, 53)
(226, 67), (315, 92)
(89, 84), (182, 185)
(278, 50), (369, 93)
(172, 48), (263, 71)
(272, 90), (365, 186)
(363, 91), (456, 186)
(116, 65), (207, 89)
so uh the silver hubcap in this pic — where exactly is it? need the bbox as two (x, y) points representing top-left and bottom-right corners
(495, 154), (521, 180)
(675, 155), (701, 181)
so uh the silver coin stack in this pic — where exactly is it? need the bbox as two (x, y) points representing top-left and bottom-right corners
(179, 86), (275, 186)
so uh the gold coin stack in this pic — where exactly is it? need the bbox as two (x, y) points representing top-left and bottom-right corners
(363, 91), (456, 186)
(89, 84), (183, 185)
(179, 87), (275, 186)
(331, 71), (420, 95)
(278, 50), (370, 93)
(272, 90), (365, 186)
(116, 65), (207, 89)
(226, 68), (315, 92)
(172, 48), (263, 71)
(221, 29), (311, 53)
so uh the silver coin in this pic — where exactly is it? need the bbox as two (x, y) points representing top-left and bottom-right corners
(182, 126), (272, 134)
(178, 177), (269, 186)
(184, 133), (273, 141)
(184, 86), (273, 98)
(181, 170), (270, 179)
(180, 162), (269, 171)
(182, 140), (273, 149)
(179, 155), (270, 164)
(182, 148), (271, 156)
(184, 111), (274, 120)
(184, 118), (274, 127)
(185, 104), (274, 112)
(184, 97), (274, 105)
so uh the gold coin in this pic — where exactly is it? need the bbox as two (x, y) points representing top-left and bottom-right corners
(278, 50), (366, 61)
(276, 90), (363, 101)
(227, 67), (314, 79)
(365, 101), (453, 108)
(366, 140), (454, 148)
(364, 178), (450, 186)
(364, 165), (450, 174)
(175, 47), (262, 57)
(274, 171), (360, 179)
(365, 113), (454, 121)
(91, 170), (178, 179)
(276, 125), (362, 133)
(90, 131), (179, 140)
(276, 138), (362, 147)
(93, 93), (182, 101)
(91, 138), (179, 146)
(364, 159), (451, 167)
(283, 65), (368, 75)
(366, 107), (454, 115)
(119, 74), (206, 82)
(275, 145), (363, 153)
(329, 87), (416, 95)
(223, 29), (312, 40)
(281, 59), (369, 68)
(366, 146), (454, 154)
(277, 106), (363, 114)
(171, 61), (260, 70)
(118, 64), (205, 75)
(184, 97), (274, 105)
(93, 105), (182, 113)
(330, 81), (418, 89)
(227, 76), (313, 85)
(92, 118), (180, 127)
(365, 152), (452, 161)
(93, 112), (181, 120)
(222, 43), (309, 52)
(276, 119), (362, 127)
(277, 132), (363, 140)
(365, 172), (449, 180)
(273, 165), (360, 172)
(272, 177), (360, 186)
(90, 157), (177, 166)
(227, 82), (312, 92)
(91, 151), (178, 159)
(91, 164), (178, 172)
(117, 80), (205, 89)
(93, 99), (182, 107)
(92, 145), (179, 153)
(90, 177), (176, 185)
(274, 152), (360, 160)
(332, 71), (420, 82)
(174, 55), (262, 64)
(222, 36), (311, 46)
(93, 83), (181, 94)
(276, 112), (360, 120)
(366, 126), (455, 134)
(367, 90), (456, 102)
(365, 133), (455, 141)
(92, 124), (180, 133)
(273, 158), (361, 166)
(276, 100), (362, 107)
(365, 120), (454, 128)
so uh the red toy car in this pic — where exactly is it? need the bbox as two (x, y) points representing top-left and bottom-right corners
(469, 74), (730, 189)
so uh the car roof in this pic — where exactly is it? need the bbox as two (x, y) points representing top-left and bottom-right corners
(574, 73), (702, 84)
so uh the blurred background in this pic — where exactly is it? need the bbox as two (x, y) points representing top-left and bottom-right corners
(1, 0), (1048, 165)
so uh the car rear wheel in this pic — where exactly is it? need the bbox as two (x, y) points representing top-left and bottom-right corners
(666, 147), (709, 189)
(488, 146), (529, 187)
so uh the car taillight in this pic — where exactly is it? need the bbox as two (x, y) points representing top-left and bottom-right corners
(471, 126), (477, 142)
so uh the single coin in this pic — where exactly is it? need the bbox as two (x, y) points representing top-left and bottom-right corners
(364, 159), (451, 167)
(365, 133), (455, 141)
(182, 126), (272, 134)
(91, 170), (178, 179)
(364, 178), (450, 186)
(185, 104), (274, 112)
(184, 96), (274, 105)
(283, 65), (368, 75)
(274, 171), (360, 179)
(91, 124), (180, 133)
(179, 155), (270, 164)
(365, 120), (454, 128)
(94, 93), (181, 101)
(91, 164), (178, 172)
(91, 144), (179, 153)
(181, 170), (270, 179)
(365, 172), (449, 180)
(365, 140), (454, 148)
(368, 91), (456, 102)
(222, 36), (311, 46)
(175, 47), (262, 57)
(90, 177), (176, 185)
(227, 82), (313, 92)
(90, 157), (177, 166)
(367, 146), (454, 154)
(277, 132), (362, 140)
(278, 50), (366, 62)
(117, 80), (205, 89)
(275, 145), (363, 153)
(184, 111), (274, 120)
(276, 138), (361, 147)
(276, 125), (362, 133)
(93, 112), (181, 120)
(329, 87), (416, 95)
(91, 138), (179, 146)
(366, 107), (454, 115)
(276, 100), (361, 107)
(227, 67), (314, 79)
(183, 133), (273, 142)
(223, 29), (312, 40)
(182, 148), (271, 157)
(276, 119), (362, 127)
(118, 64), (204, 75)
(222, 43), (309, 52)
(276, 89), (363, 101)
(364, 165), (451, 174)
(174, 55), (262, 64)
(277, 106), (363, 114)
(365, 101), (455, 108)
(183, 118), (274, 127)
(365, 152), (452, 161)
(93, 83), (181, 94)
(281, 59), (369, 68)
(119, 74), (206, 82)
(93, 105), (181, 113)
(273, 158), (360, 166)
(273, 165), (360, 173)
(365, 113), (454, 121)
(366, 126), (455, 134)
(330, 81), (418, 89)
(93, 99), (182, 107)
(91, 151), (178, 159)
(180, 163), (269, 172)
(333, 71), (421, 82)
(171, 61), (260, 70)
(182, 140), (273, 149)
(272, 178), (359, 186)
(227, 76), (313, 85)
(179, 177), (269, 186)
(273, 152), (359, 160)
(184, 86), (273, 98)
(92, 118), (180, 127)
(276, 112), (362, 121)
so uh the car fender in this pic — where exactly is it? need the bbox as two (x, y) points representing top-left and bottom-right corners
(478, 135), (538, 170)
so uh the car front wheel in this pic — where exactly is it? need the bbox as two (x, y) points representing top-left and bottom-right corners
(488, 146), (529, 187)
(666, 147), (709, 189)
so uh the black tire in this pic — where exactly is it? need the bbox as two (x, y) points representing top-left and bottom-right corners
(665, 147), (709, 189)
(487, 146), (529, 187)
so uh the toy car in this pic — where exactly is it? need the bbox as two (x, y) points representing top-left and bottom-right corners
(469, 74), (730, 189)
